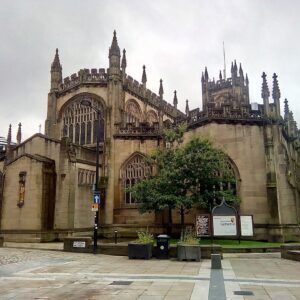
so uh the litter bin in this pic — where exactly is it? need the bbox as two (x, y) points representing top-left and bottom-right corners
(156, 234), (170, 259)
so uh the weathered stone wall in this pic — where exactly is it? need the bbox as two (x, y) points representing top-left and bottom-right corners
(184, 123), (270, 223)
(1, 156), (43, 230)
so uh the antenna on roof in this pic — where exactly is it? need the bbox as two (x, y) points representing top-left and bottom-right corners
(39, 124), (41, 134)
(223, 41), (226, 80)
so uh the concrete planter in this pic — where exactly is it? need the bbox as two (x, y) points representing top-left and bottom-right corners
(177, 243), (201, 261)
(128, 243), (153, 259)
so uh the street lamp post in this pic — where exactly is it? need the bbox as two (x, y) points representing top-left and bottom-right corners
(80, 98), (102, 254)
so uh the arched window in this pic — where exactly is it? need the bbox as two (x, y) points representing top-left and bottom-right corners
(61, 96), (104, 146)
(69, 124), (73, 141)
(75, 123), (80, 144)
(212, 160), (238, 196)
(125, 100), (142, 126)
(63, 124), (68, 137)
(121, 154), (152, 205)
(86, 121), (92, 144)
(146, 110), (158, 126)
(80, 122), (86, 145)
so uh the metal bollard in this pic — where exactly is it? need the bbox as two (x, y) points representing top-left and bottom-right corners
(211, 254), (222, 269)
(114, 230), (118, 244)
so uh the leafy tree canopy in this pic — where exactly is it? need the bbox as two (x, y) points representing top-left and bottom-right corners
(130, 136), (239, 215)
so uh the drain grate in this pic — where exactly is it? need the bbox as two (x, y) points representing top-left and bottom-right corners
(110, 281), (133, 285)
(234, 291), (254, 296)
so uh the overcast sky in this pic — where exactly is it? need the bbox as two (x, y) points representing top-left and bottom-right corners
(0, 0), (299, 140)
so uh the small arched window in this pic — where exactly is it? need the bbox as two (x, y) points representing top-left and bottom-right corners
(125, 100), (142, 126)
(121, 153), (152, 205)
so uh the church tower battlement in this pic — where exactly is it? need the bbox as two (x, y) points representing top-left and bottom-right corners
(201, 61), (250, 112)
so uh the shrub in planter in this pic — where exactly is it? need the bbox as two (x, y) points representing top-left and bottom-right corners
(128, 230), (154, 259)
(177, 229), (201, 262)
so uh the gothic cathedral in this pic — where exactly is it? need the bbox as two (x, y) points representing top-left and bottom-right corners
(0, 32), (299, 242)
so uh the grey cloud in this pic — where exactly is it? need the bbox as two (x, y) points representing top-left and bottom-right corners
(0, 0), (299, 140)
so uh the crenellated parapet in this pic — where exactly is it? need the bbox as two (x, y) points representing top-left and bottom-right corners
(187, 104), (265, 128)
(114, 122), (161, 139)
(124, 75), (184, 119)
(58, 68), (108, 93)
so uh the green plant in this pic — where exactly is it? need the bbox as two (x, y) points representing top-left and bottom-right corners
(135, 230), (154, 244)
(179, 227), (200, 245)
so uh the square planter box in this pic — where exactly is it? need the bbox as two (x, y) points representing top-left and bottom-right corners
(128, 243), (153, 259)
(177, 244), (201, 261)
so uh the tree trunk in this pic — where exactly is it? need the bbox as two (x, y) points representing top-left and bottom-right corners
(180, 205), (185, 240)
(166, 206), (173, 236)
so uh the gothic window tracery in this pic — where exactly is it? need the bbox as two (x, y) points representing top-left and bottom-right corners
(61, 97), (104, 145)
(146, 110), (158, 125)
(121, 154), (152, 205)
(124, 100), (142, 126)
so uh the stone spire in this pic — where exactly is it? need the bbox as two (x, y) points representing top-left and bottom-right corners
(245, 73), (249, 86)
(272, 73), (281, 100)
(108, 30), (121, 74)
(204, 67), (209, 81)
(121, 49), (127, 81)
(185, 99), (189, 116)
(173, 90), (178, 109)
(16, 123), (22, 144)
(261, 72), (270, 116)
(50, 48), (62, 91)
(234, 60), (238, 73)
(159, 79), (164, 99)
(284, 98), (289, 121)
(201, 72), (205, 84)
(261, 72), (270, 99)
(109, 30), (121, 57)
(272, 73), (281, 117)
(219, 70), (222, 80)
(231, 61), (238, 85)
(121, 49), (127, 71)
(7, 124), (12, 145)
(158, 79), (164, 128)
(142, 65), (147, 86)
(239, 63), (244, 83)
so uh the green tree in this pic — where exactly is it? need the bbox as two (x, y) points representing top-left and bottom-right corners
(130, 136), (239, 234)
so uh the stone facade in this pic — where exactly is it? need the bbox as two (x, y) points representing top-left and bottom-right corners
(0, 32), (299, 242)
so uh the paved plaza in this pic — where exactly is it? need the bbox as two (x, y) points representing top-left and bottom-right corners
(0, 246), (299, 299)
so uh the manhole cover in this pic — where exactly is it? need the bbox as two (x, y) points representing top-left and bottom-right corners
(110, 281), (133, 285)
(234, 291), (254, 296)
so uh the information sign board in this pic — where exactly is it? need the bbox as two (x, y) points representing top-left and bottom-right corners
(73, 241), (86, 248)
(213, 215), (237, 236)
(93, 193), (101, 204)
(196, 214), (211, 236)
(91, 203), (99, 212)
(240, 215), (254, 236)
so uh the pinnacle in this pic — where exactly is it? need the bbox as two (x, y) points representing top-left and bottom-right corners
(109, 30), (120, 57)
(142, 65), (147, 84)
(7, 124), (12, 144)
(173, 90), (178, 107)
(159, 79), (164, 97)
(261, 72), (270, 99)
(51, 48), (61, 71)
(272, 73), (281, 100)
(121, 49), (127, 69)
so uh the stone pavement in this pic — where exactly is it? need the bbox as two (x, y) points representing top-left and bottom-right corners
(0, 247), (299, 299)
